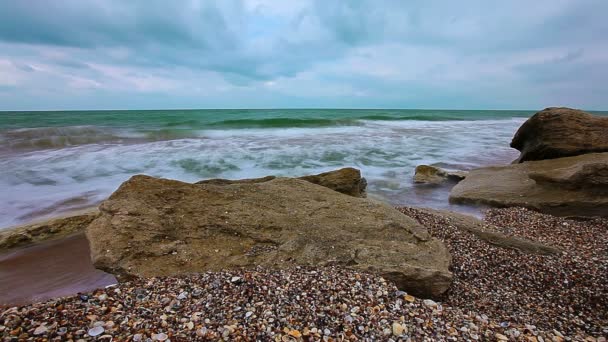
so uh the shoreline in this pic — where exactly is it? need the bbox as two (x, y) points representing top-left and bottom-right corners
(0, 233), (116, 307)
(1, 205), (606, 340)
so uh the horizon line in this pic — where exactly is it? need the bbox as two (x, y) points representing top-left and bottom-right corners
(1, 106), (606, 113)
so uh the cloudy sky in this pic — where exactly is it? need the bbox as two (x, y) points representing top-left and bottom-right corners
(0, 0), (606, 110)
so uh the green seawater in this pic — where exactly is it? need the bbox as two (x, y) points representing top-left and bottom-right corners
(1, 108), (606, 228)
(0, 108), (537, 130)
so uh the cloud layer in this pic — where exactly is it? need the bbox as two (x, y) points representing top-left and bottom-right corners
(0, 0), (607, 110)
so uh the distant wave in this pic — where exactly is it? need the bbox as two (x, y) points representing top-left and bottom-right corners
(204, 115), (476, 129)
(0, 114), (521, 152)
(358, 114), (466, 121)
(206, 117), (362, 129)
(0, 126), (130, 150)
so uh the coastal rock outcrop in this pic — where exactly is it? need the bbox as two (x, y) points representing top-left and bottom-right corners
(413, 165), (467, 184)
(87, 175), (452, 298)
(197, 167), (367, 197)
(0, 210), (98, 253)
(449, 153), (608, 217)
(511, 107), (608, 163)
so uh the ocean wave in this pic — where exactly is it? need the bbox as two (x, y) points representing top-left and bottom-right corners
(205, 117), (362, 129)
(0, 126), (131, 150)
(357, 114), (465, 121)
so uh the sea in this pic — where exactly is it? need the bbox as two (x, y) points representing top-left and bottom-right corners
(1, 108), (602, 229)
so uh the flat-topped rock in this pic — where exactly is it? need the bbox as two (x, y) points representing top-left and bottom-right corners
(450, 153), (608, 217)
(511, 107), (608, 163)
(197, 167), (367, 197)
(87, 175), (452, 298)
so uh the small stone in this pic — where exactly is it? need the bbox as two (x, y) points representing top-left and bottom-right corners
(245, 311), (253, 318)
(231, 276), (242, 283)
(289, 330), (302, 338)
(404, 294), (415, 302)
(392, 322), (405, 336)
(196, 327), (207, 337)
(133, 333), (143, 342)
(324, 328), (331, 336)
(97, 294), (108, 301)
(88, 326), (104, 337)
(496, 333), (509, 341)
(423, 299), (438, 308)
(186, 321), (194, 330)
(33, 325), (48, 335)
(154, 332), (168, 341)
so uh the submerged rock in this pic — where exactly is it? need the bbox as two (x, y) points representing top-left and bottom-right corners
(87, 175), (452, 298)
(511, 107), (608, 163)
(197, 167), (367, 198)
(413, 165), (467, 184)
(449, 153), (608, 217)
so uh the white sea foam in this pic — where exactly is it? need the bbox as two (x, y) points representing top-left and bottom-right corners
(0, 119), (523, 228)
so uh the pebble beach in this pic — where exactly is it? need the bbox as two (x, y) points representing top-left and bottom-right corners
(1, 207), (606, 341)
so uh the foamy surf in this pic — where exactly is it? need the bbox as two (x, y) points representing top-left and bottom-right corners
(0, 109), (535, 228)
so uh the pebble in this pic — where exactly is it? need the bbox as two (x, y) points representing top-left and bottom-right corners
(392, 322), (405, 336)
(88, 326), (104, 337)
(0, 206), (604, 341)
(33, 325), (47, 335)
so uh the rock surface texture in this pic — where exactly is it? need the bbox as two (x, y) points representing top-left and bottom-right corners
(87, 175), (451, 298)
(197, 167), (367, 198)
(413, 165), (467, 184)
(511, 107), (608, 163)
(0, 210), (98, 253)
(450, 153), (608, 217)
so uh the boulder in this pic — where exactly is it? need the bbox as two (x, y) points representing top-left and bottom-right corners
(413, 165), (467, 184)
(87, 175), (452, 298)
(449, 153), (608, 217)
(197, 167), (367, 197)
(511, 107), (608, 163)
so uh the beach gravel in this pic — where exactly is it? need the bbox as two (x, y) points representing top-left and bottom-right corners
(1, 207), (607, 341)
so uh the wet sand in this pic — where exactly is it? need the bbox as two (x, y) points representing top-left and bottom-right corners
(0, 233), (116, 307)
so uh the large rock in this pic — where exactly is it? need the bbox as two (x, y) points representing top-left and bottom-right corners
(413, 165), (467, 184)
(197, 167), (367, 197)
(511, 107), (608, 163)
(87, 175), (452, 298)
(450, 153), (608, 217)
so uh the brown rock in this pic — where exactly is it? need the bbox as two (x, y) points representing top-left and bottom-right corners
(0, 209), (99, 253)
(197, 167), (367, 198)
(529, 162), (608, 192)
(413, 165), (467, 184)
(449, 153), (608, 217)
(511, 107), (608, 163)
(87, 175), (452, 298)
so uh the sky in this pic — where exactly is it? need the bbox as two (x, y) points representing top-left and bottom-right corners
(0, 0), (607, 111)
